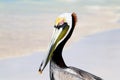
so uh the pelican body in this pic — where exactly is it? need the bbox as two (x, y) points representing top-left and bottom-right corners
(39, 12), (103, 80)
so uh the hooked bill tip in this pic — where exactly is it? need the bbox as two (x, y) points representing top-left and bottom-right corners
(38, 69), (42, 74)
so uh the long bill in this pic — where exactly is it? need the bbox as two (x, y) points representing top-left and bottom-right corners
(38, 25), (69, 74)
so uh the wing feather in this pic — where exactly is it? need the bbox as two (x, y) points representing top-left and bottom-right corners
(69, 67), (103, 80)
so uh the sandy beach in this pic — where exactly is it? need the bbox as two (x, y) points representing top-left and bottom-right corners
(0, 3), (120, 58)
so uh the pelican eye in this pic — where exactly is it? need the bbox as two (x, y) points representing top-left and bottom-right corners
(54, 23), (68, 29)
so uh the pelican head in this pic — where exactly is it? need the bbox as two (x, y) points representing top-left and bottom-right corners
(39, 12), (77, 73)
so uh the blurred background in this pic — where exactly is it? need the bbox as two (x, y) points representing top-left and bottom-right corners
(0, 0), (120, 80)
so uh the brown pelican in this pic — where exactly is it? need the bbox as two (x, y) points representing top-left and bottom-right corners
(39, 12), (103, 80)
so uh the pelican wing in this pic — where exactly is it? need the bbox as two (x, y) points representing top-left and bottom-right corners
(69, 67), (103, 80)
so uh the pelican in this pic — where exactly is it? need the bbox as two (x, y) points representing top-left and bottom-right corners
(39, 12), (103, 80)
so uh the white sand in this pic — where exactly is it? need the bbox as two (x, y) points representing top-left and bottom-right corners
(0, 6), (120, 59)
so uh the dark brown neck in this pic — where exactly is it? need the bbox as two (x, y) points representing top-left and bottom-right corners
(51, 46), (67, 68)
